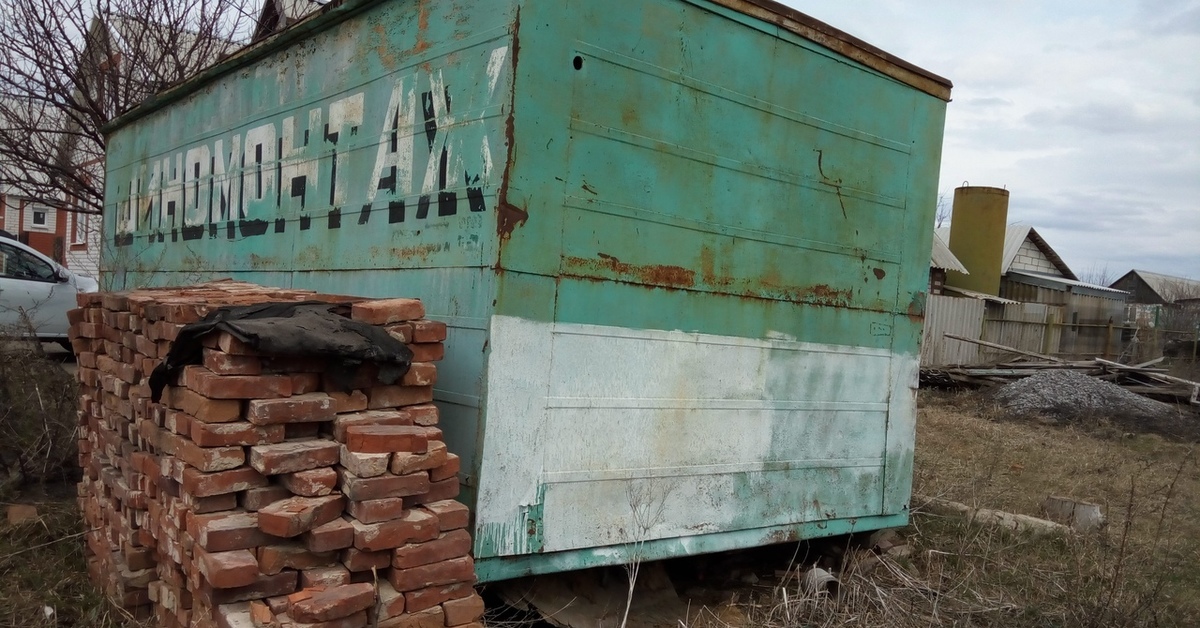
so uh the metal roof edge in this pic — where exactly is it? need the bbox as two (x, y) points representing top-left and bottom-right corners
(707, 0), (953, 101)
(1007, 269), (1128, 300)
(103, 0), (375, 135)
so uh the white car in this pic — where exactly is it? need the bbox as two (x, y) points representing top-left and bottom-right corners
(0, 236), (99, 342)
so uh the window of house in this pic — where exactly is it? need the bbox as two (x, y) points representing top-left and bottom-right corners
(72, 213), (87, 245)
(32, 209), (47, 226)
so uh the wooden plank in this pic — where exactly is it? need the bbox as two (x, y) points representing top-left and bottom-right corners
(944, 334), (1067, 364)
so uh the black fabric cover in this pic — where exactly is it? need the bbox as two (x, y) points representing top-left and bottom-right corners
(149, 301), (413, 402)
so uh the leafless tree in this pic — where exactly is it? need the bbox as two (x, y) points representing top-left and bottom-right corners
(0, 0), (258, 216)
(1079, 262), (1117, 287)
(934, 190), (950, 228)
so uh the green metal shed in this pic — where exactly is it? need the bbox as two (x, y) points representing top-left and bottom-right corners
(102, 0), (951, 581)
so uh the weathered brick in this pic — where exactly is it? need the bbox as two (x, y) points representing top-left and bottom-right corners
(408, 343), (444, 364)
(198, 570), (298, 606)
(247, 393), (335, 425)
(188, 368), (293, 400)
(300, 565), (352, 589)
(442, 593), (486, 627)
(377, 605), (444, 628)
(418, 500), (469, 532)
(337, 469), (430, 502)
(302, 517), (355, 553)
(192, 420), (285, 447)
(405, 478), (459, 507)
(290, 373), (322, 395)
(192, 511), (274, 552)
(387, 556), (475, 593)
(285, 422), (322, 441)
(338, 445), (390, 478)
(183, 466), (269, 497)
(350, 299), (424, 325)
(328, 391), (369, 413)
(405, 581), (474, 614)
(351, 508), (438, 552)
(195, 548), (259, 589)
(410, 320), (447, 343)
(400, 363), (437, 387)
(430, 454), (461, 482)
(344, 425), (427, 454)
(384, 323), (412, 344)
(346, 497), (406, 524)
(331, 410), (413, 442)
(175, 439), (245, 473)
(407, 404), (439, 426)
(389, 441), (447, 475)
(202, 350), (262, 376)
(288, 582), (375, 623)
(366, 385), (434, 410)
(258, 495), (345, 538)
(339, 546), (392, 572)
(250, 440), (340, 475)
(216, 332), (258, 356)
(169, 388), (242, 423)
(392, 529), (472, 569)
(280, 467), (338, 497)
(258, 543), (338, 576)
(240, 486), (293, 512)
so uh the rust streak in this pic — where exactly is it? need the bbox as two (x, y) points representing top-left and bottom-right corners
(412, 0), (431, 54)
(814, 148), (848, 220)
(873, 267), (886, 280)
(495, 8), (521, 242)
(565, 254), (697, 289)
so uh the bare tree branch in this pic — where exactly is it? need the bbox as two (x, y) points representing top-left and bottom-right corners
(0, 0), (257, 216)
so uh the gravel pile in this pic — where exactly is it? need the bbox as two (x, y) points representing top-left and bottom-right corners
(995, 370), (1173, 421)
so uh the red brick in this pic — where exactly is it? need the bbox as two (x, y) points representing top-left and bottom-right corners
(280, 467), (338, 497)
(188, 368), (293, 400)
(247, 393), (335, 425)
(344, 425), (427, 454)
(350, 299), (425, 325)
(366, 385), (433, 410)
(350, 509), (438, 552)
(400, 363), (437, 387)
(410, 501), (468, 533)
(258, 543), (338, 576)
(430, 454), (461, 482)
(250, 440), (340, 475)
(285, 422), (323, 441)
(389, 441), (447, 475)
(410, 320), (447, 343)
(377, 606), (444, 628)
(216, 332), (259, 355)
(183, 466), (269, 497)
(258, 495), (345, 538)
(198, 570), (298, 606)
(202, 349), (262, 375)
(248, 599), (275, 627)
(405, 581), (474, 614)
(192, 511), (274, 551)
(338, 445), (390, 478)
(346, 497), (406, 524)
(302, 517), (356, 553)
(384, 323), (412, 344)
(339, 547), (391, 572)
(241, 486), (293, 511)
(392, 529), (472, 569)
(169, 388), (242, 423)
(408, 344), (444, 363)
(289, 582), (375, 623)
(300, 565), (352, 588)
(195, 548), (259, 589)
(405, 478), (459, 507)
(375, 580), (406, 619)
(290, 373), (322, 395)
(407, 404), (439, 426)
(441, 593), (482, 624)
(175, 439), (245, 473)
(337, 469), (430, 501)
(331, 410), (413, 442)
(192, 420), (285, 447)
(388, 556), (475, 593)
(328, 391), (368, 413)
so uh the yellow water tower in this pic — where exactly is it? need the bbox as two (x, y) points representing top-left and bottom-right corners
(945, 186), (1010, 296)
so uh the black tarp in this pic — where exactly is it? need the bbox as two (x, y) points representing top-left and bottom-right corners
(149, 301), (413, 401)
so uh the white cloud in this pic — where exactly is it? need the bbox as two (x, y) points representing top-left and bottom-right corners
(784, 0), (1200, 280)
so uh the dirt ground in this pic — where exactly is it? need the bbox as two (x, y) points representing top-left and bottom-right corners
(3, 389), (1197, 627)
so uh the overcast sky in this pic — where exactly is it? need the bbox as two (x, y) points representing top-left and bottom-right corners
(785, 0), (1200, 282)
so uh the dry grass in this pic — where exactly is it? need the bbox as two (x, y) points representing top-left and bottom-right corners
(681, 389), (1200, 628)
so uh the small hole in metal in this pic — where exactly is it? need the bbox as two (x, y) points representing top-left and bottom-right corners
(573, 56), (583, 70)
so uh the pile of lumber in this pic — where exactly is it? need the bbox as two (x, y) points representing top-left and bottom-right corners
(921, 334), (1200, 406)
(71, 281), (484, 628)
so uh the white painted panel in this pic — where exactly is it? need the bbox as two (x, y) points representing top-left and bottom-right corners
(477, 316), (906, 557)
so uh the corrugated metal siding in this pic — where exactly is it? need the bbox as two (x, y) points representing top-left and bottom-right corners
(922, 294), (983, 365)
(981, 302), (1063, 361)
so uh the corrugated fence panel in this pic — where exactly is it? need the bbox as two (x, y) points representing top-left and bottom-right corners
(922, 295), (984, 366)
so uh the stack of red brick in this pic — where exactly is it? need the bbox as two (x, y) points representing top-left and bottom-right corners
(71, 281), (484, 628)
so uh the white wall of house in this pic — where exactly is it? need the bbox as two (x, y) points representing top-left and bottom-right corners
(3, 196), (19, 232)
(65, 212), (101, 277)
(1009, 238), (1062, 276)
